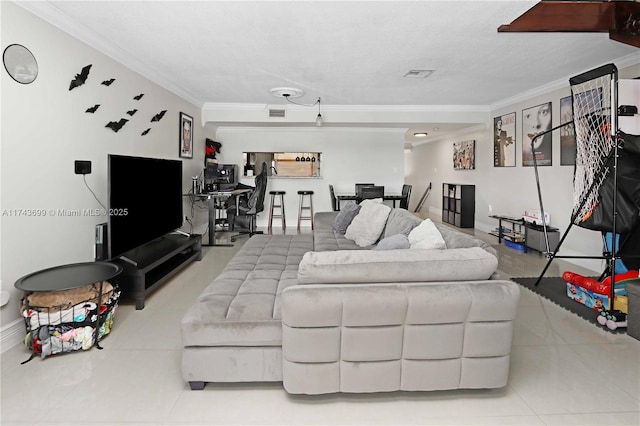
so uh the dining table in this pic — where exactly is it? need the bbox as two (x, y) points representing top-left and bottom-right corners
(334, 192), (405, 210)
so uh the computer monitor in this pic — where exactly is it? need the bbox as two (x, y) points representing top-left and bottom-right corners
(204, 163), (237, 190)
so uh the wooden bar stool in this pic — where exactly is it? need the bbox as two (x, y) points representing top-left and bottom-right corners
(267, 190), (286, 234)
(297, 190), (314, 232)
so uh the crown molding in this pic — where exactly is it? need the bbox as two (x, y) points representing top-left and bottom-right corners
(15, 1), (203, 107)
(216, 126), (406, 135)
(202, 103), (268, 111)
(203, 102), (489, 114)
(490, 52), (640, 111)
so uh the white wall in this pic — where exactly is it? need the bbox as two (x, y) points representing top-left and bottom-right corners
(406, 61), (640, 272)
(0, 2), (211, 329)
(214, 127), (406, 228)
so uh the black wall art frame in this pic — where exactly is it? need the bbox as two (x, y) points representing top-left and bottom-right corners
(493, 112), (516, 167)
(179, 112), (193, 158)
(560, 95), (576, 165)
(522, 102), (552, 167)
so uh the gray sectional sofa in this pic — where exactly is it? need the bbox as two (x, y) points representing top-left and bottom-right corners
(181, 207), (520, 394)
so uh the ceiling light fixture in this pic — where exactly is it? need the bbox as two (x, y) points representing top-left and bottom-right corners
(270, 87), (323, 126)
(413, 132), (428, 137)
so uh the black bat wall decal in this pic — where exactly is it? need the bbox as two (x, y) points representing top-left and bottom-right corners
(133, 93), (144, 100)
(141, 128), (151, 136)
(127, 109), (137, 116)
(105, 118), (128, 132)
(85, 104), (100, 113)
(101, 78), (115, 86)
(151, 110), (167, 122)
(69, 64), (92, 91)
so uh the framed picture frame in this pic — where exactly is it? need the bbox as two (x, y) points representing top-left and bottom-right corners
(453, 140), (475, 170)
(560, 95), (576, 165)
(179, 112), (193, 158)
(522, 102), (552, 167)
(493, 112), (516, 167)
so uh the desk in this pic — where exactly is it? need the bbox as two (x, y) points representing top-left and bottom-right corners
(335, 193), (405, 209)
(191, 189), (251, 247)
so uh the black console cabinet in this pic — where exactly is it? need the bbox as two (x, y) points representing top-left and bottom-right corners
(114, 233), (202, 310)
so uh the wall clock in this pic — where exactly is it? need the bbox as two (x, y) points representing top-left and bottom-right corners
(3, 44), (38, 84)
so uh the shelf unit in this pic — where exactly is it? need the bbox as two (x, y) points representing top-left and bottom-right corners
(488, 215), (526, 244)
(489, 215), (560, 253)
(114, 233), (202, 310)
(442, 183), (475, 228)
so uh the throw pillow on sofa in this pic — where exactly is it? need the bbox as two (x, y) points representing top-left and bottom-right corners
(345, 199), (391, 247)
(383, 208), (423, 238)
(408, 218), (447, 250)
(374, 234), (410, 250)
(332, 202), (361, 234)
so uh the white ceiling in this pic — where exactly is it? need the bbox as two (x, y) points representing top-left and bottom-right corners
(17, 1), (640, 141)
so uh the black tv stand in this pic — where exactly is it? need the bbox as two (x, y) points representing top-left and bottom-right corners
(113, 233), (202, 310)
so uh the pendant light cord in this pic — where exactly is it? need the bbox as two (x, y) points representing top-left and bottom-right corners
(281, 94), (320, 107)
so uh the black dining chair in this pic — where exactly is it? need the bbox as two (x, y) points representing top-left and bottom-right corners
(400, 184), (412, 209)
(355, 183), (375, 198)
(329, 184), (339, 211)
(359, 185), (384, 201)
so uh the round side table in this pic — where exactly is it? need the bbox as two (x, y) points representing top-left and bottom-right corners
(15, 261), (122, 358)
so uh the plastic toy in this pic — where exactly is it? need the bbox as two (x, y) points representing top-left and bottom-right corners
(563, 270), (634, 311)
(597, 309), (627, 330)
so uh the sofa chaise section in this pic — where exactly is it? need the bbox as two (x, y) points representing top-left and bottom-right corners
(281, 280), (520, 394)
(181, 234), (313, 389)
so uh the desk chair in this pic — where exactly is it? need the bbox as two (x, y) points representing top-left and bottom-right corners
(227, 162), (268, 242)
(400, 184), (412, 209)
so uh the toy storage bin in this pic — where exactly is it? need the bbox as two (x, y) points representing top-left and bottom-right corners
(566, 281), (626, 311)
(627, 282), (640, 341)
(20, 281), (121, 360)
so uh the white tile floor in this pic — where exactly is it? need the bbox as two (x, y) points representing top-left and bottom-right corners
(1, 222), (639, 425)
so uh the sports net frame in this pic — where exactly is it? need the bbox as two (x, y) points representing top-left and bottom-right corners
(533, 64), (621, 304)
(569, 64), (618, 227)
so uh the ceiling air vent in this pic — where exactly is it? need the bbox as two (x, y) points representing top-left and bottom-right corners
(403, 69), (434, 79)
(269, 108), (286, 118)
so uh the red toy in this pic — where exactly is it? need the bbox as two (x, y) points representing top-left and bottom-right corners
(562, 270), (639, 296)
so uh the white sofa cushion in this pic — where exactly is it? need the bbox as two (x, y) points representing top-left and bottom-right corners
(297, 247), (498, 284)
(408, 219), (447, 250)
(344, 199), (391, 247)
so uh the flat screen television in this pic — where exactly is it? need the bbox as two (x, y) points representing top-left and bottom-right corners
(107, 154), (183, 260)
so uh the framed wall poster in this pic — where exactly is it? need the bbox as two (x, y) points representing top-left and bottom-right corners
(179, 112), (193, 158)
(493, 112), (516, 167)
(453, 140), (475, 170)
(560, 95), (576, 165)
(522, 102), (552, 166)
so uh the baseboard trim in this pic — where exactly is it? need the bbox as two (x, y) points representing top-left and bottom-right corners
(1, 318), (24, 353)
